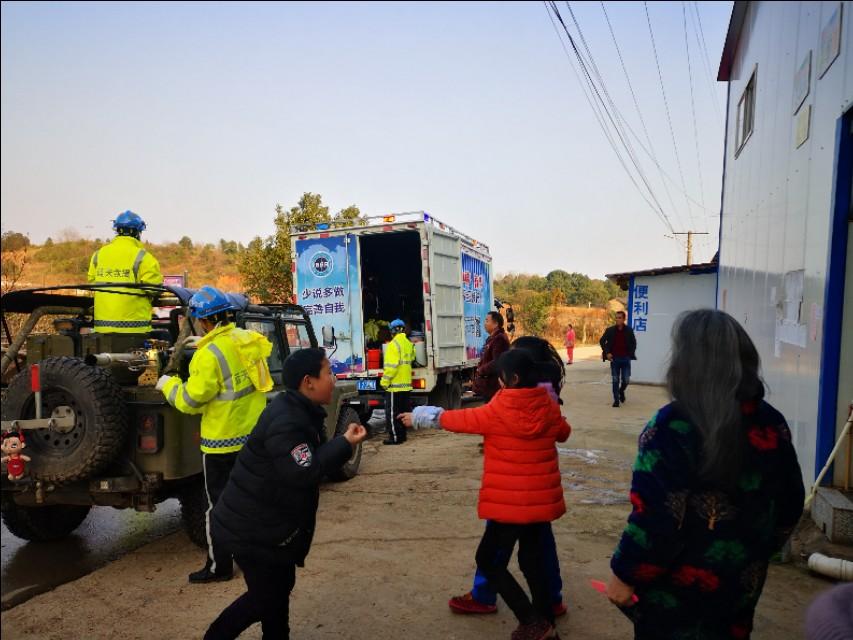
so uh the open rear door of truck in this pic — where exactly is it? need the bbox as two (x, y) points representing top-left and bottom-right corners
(428, 227), (466, 367)
(294, 233), (365, 375)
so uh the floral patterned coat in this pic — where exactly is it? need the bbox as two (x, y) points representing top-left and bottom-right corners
(611, 400), (805, 640)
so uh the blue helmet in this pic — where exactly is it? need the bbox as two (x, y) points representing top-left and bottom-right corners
(112, 210), (146, 233)
(389, 318), (406, 332)
(188, 286), (234, 319)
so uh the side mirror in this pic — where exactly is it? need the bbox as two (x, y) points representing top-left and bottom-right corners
(506, 306), (515, 323)
(321, 325), (336, 349)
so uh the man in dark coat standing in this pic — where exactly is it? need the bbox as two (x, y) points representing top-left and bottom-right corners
(206, 348), (367, 640)
(472, 311), (511, 401)
(599, 310), (637, 408)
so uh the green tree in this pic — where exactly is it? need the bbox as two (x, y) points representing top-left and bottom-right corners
(515, 290), (551, 336)
(219, 239), (239, 255)
(332, 205), (367, 228)
(239, 194), (362, 301)
(1, 231), (31, 253)
(178, 236), (193, 250)
(289, 192), (331, 228)
(44, 237), (54, 247)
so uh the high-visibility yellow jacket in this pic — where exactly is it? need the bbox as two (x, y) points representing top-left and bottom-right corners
(381, 332), (415, 392)
(87, 236), (163, 333)
(162, 323), (273, 454)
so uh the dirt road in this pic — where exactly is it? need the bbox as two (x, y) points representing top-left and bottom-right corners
(1, 352), (835, 639)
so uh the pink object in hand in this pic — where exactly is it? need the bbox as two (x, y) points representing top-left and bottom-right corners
(590, 579), (639, 604)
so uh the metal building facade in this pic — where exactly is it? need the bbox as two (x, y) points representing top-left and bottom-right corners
(717, 1), (852, 487)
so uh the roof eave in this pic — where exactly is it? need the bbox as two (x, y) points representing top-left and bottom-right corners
(717, 1), (750, 81)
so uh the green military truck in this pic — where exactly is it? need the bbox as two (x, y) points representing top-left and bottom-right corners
(0, 283), (367, 546)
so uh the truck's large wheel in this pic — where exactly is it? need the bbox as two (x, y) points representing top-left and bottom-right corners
(1, 357), (128, 483)
(178, 477), (209, 549)
(328, 407), (362, 481)
(429, 376), (463, 409)
(1, 501), (91, 542)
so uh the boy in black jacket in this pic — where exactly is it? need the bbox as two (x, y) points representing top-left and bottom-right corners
(206, 348), (367, 640)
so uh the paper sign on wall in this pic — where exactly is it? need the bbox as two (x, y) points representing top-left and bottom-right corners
(818, 3), (842, 78)
(793, 50), (811, 114)
(796, 104), (811, 148)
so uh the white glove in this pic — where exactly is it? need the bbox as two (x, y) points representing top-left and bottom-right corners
(155, 375), (172, 391)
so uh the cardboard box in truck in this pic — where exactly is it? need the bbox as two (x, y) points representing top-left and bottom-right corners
(291, 211), (494, 409)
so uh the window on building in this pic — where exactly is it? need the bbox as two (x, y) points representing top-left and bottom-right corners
(735, 68), (756, 155)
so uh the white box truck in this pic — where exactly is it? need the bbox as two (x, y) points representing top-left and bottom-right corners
(291, 211), (494, 409)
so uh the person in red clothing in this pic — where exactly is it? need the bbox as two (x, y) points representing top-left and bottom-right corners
(564, 324), (575, 365)
(448, 336), (569, 618)
(473, 311), (511, 400)
(599, 311), (637, 408)
(400, 350), (571, 640)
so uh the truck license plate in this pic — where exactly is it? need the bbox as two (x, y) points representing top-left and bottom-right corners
(357, 380), (377, 391)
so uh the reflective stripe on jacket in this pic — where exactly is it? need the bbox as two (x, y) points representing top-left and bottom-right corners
(381, 333), (415, 392)
(87, 236), (163, 333)
(162, 323), (273, 454)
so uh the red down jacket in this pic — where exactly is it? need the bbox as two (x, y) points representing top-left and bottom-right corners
(439, 386), (571, 524)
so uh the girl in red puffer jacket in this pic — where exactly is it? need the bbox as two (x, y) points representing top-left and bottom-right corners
(401, 349), (571, 640)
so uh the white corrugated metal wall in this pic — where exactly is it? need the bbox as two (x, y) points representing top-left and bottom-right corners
(717, 1), (853, 486)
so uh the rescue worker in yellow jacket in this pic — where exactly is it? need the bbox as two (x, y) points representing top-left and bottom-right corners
(381, 319), (416, 445)
(155, 286), (273, 584)
(87, 211), (163, 333)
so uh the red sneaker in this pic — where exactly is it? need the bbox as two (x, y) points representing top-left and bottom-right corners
(510, 620), (556, 640)
(448, 592), (498, 614)
(552, 601), (568, 617)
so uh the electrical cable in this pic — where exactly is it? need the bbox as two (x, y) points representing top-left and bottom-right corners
(551, 1), (677, 233)
(599, 1), (682, 226)
(543, 2), (672, 226)
(692, 1), (724, 121)
(682, 1), (708, 221)
(644, 1), (697, 233)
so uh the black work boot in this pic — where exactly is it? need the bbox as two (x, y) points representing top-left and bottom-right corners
(189, 564), (233, 584)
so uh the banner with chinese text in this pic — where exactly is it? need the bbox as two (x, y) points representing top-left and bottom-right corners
(295, 235), (364, 375)
(462, 252), (492, 360)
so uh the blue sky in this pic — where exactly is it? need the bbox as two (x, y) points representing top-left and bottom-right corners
(1, 1), (733, 278)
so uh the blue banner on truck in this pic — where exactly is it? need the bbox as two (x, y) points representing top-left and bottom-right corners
(295, 235), (364, 375)
(462, 252), (492, 360)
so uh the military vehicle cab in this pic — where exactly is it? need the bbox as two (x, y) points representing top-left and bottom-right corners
(0, 284), (366, 545)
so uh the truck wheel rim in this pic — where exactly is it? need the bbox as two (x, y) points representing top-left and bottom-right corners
(25, 388), (84, 457)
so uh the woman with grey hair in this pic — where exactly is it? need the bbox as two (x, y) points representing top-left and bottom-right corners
(607, 309), (805, 639)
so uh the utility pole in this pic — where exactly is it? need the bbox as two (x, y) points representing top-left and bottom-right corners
(671, 231), (709, 266)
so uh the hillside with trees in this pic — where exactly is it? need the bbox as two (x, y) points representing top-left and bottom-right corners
(494, 271), (625, 345)
(2, 193), (625, 345)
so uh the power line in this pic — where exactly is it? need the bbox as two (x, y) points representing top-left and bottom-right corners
(597, 1), (718, 216)
(644, 1), (696, 232)
(598, 1), (682, 227)
(542, 2), (669, 223)
(556, 1), (677, 233)
(544, 2), (678, 234)
(564, 2), (647, 184)
(682, 1), (707, 219)
(612, 108), (718, 214)
(691, 1), (723, 121)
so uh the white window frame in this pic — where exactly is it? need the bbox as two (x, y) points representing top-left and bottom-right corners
(735, 66), (757, 156)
